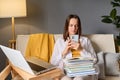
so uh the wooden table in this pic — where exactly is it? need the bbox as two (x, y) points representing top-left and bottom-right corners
(12, 65), (62, 80)
(11, 57), (63, 80)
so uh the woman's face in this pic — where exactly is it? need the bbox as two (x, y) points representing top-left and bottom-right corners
(68, 18), (78, 35)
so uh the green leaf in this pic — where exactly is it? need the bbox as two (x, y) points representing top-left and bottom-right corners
(114, 0), (120, 2)
(114, 16), (120, 24)
(116, 16), (120, 20)
(111, 2), (120, 7)
(116, 16), (120, 18)
(101, 18), (113, 23)
(110, 9), (117, 19)
(116, 24), (120, 28)
(116, 16), (120, 23)
(114, 0), (118, 2)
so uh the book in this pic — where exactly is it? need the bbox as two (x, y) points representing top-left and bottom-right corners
(63, 57), (98, 77)
(66, 70), (97, 77)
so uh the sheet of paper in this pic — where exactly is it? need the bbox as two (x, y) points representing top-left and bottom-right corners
(0, 45), (35, 75)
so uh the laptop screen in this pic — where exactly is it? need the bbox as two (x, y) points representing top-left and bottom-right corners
(0, 45), (35, 75)
(26, 57), (56, 75)
(27, 61), (46, 72)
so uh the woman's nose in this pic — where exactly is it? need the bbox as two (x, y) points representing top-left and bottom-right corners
(73, 25), (77, 29)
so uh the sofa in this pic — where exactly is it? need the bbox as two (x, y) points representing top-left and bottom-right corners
(16, 34), (120, 80)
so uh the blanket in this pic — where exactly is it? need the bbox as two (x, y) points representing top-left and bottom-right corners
(25, 33), (55, 62)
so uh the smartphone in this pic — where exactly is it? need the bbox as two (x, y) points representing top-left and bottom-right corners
(70, 35), (79, 42)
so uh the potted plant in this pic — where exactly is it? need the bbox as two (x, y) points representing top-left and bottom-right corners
(101, 0), (120, 52)
(101, 0), (120, 28)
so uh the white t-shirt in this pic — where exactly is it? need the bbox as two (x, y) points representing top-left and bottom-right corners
(50, 36), (96, 70)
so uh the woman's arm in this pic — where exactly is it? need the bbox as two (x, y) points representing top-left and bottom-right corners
(50, 39), (64, 70)
(80, 37), (97, 62)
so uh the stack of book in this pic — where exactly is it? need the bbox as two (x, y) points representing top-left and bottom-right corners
(63, 57), (97, 77)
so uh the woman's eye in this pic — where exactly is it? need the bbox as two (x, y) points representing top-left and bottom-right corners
(69, 24), (78, 28)
(69, 24), (73, 27)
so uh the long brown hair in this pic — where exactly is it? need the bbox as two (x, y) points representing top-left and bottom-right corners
(63, 14), (82, 41)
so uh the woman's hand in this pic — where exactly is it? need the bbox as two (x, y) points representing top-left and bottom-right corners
(71, 40), (83, 51)
(62, 38), (83, 58)
(62, 38), (72, 58)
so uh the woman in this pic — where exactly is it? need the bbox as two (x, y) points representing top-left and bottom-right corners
(50, 14), (97, 80)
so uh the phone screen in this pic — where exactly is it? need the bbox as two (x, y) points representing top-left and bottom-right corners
(70, 35), (78, 42)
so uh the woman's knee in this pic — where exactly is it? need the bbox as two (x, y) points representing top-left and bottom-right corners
(61, 76), (72, 80)
(74, 75), (94, 80)
(73, 76), (83, 80)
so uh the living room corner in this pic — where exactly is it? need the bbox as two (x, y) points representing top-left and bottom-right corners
(0, 0), (120, 80)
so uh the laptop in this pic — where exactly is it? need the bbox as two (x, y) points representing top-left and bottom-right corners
(0, 45), (56, 75)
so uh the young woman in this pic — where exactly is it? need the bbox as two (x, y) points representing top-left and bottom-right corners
(50, 14), (97, 80)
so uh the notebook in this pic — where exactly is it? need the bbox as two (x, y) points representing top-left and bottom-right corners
(0, 45), (56, 75)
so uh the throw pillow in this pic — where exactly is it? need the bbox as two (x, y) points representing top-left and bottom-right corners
(96, 52), (106, 80)
(104, 52), (120, 76)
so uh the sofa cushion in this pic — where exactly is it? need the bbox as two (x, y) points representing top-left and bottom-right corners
(16, 35), (29, 56)
(97, 52), (105, 80)
(104, 52), (120, 76)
